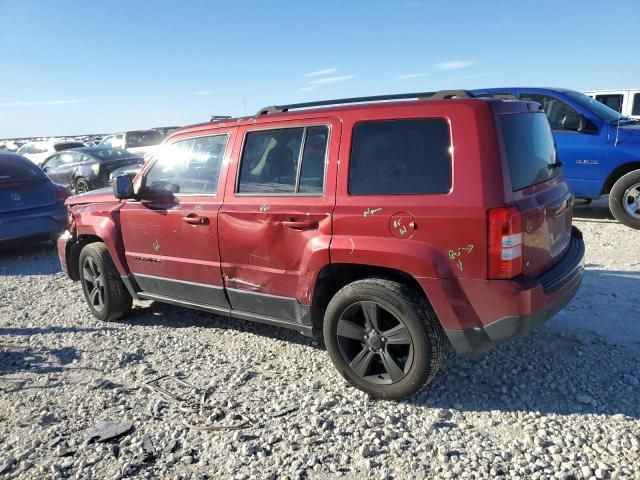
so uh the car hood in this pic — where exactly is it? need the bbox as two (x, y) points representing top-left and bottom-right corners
(65, 186), (116, 206)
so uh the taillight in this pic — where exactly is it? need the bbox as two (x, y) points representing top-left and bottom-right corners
(488, 207), (523, 279)
(55, 184), (70, 203)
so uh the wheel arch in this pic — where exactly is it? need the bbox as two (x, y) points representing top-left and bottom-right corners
(66, 234), (103, 281)
(310, 263), (435, 335)
(602, 161), (640, 194)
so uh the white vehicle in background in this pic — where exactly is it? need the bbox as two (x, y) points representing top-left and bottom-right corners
(99, 130), (163, 158)
(16, 140), (85, 165)
(585, 89), (640, 119)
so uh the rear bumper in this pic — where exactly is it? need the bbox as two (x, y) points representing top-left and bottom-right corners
(0, 204), (66, 243)
(444, 227), (585, 356)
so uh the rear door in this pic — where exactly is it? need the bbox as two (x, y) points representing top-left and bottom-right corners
(218, 119), (339, 321)
(119, 131), (234, 312)
(498, 110), (573, 277)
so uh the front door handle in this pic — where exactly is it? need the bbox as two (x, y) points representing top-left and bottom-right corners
(182, 214), (210, 225)
(281, 219), (319, 230)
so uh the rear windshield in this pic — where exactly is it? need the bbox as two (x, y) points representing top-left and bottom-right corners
(500, 112), (558, 191)
(0, 156), (47, 182)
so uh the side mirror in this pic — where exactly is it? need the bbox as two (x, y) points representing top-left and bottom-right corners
(113, 175), (135, 200)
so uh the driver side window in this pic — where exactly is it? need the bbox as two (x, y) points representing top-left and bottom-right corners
(519, 93), (578, 131)
(144, 135), (228, 195)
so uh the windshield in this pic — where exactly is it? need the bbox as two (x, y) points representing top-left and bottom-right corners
(564, 90), (625, 124)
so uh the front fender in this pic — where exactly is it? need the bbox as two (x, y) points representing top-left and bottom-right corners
(74, 203), (129, 275)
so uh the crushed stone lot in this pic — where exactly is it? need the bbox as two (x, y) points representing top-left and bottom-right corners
(0, 202), (639, 480)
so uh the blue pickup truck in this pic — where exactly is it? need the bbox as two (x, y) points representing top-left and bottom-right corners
(473, 87), (640, 229)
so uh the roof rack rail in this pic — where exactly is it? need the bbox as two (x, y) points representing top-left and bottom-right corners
(210, 115), (232, 122)
(256, 89), (475, 115)
(477, 93), (519, 101)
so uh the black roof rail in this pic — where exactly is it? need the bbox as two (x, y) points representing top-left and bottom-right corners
(210, 115), (232, 122)
(256, 89), (475, 115)
(476, 93), (520, 101)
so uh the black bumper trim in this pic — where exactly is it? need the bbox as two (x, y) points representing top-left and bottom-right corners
(538, 227), (585, 293)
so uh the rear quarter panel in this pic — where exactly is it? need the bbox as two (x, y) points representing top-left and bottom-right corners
(331, 100), (507, 329)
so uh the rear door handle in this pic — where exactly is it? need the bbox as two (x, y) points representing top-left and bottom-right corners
(182, 214), (210, 225)
(281, 219), (319, 230)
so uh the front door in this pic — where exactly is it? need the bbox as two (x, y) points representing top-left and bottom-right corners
(120, 132), (234, 312)
(218, 120), (339, 324)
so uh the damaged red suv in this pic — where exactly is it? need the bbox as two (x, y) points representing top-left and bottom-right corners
(58, 90), (585, 400)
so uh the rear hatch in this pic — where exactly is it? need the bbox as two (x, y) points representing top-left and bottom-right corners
(499, 111), (573, 278)
(0, 157), (56, 213)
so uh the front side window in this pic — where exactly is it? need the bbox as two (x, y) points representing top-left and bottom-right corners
(633, 93), (640, 116)
(144, 134), (228, 195)
(519, 93), (579, 130)
(238, 125), (329, 194)
(349, 119), (452, 195)
(595, 94), (623, 113)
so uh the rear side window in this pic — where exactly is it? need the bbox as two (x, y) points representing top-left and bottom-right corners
(633, 93), (640, 116)
(238, 125), (329, 194)
(500, 112), (557, 191)
(0, 156), (47, 182)
(349, 119), (452, 195)
(145, 134), (228, 195)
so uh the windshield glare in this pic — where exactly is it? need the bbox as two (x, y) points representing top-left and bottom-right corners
(565, 91), (624, 124)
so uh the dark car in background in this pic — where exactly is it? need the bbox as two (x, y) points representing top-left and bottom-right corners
(41, 147), (143, 194)
(0, 153), (69, 245)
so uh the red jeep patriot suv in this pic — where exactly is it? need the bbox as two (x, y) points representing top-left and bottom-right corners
(58, 90), (585, 400)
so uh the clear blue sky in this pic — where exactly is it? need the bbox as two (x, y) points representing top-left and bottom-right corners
(1, 0), (638, 138)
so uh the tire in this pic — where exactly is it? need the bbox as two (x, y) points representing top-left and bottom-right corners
(609, 169), (640, 229)
(323, 278), (443, 400)
(78, 243), (132, 322)
(75, 177), (91, 194)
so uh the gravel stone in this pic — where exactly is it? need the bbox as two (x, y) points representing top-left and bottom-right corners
(0, 208), (638, 479)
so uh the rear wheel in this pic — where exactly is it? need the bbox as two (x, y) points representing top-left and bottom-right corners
(323, 279), (443, 400)
(75, 177), (91, 194)
(79, 243), (132, 322)
(609, 170), (640, 229)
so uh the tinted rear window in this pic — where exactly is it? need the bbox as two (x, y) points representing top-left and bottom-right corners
(500, 112), (557, 191)
(0, 156), (47, 182)
(349, 119), (452, 195)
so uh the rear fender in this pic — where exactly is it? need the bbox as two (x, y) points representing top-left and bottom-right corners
(330, 235), (480, 331)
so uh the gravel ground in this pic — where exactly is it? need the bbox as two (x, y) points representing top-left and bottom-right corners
(0, 201), (638, 480)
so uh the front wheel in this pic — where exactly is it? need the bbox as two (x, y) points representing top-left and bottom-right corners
(609, 170), (640, 229)
(79, 243), (132, 322)
(323, 279), (443, 400)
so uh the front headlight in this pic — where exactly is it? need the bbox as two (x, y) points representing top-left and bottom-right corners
(90, 163), (100, 176)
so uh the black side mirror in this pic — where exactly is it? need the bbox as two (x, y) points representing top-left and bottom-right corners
(113, 175), (135, 200)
